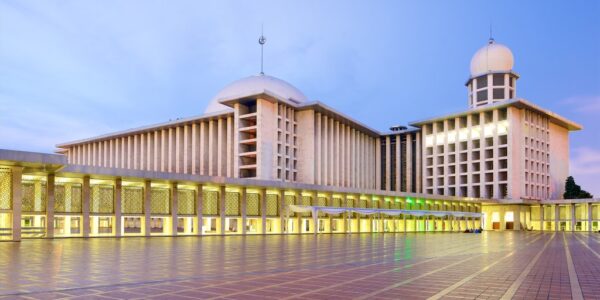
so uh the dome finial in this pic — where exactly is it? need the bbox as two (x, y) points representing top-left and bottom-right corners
(488, 23), (495, 44)
(258, 24), (267, 75)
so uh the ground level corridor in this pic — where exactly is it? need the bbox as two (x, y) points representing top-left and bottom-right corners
(1, 232), (599, 299)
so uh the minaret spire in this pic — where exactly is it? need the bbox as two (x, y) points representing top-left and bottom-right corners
(258, 25), (266, 75)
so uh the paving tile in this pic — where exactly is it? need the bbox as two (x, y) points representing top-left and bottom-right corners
(1, 232), (599, 299)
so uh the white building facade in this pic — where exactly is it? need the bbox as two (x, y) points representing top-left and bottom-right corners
(0, 39), (597, 241)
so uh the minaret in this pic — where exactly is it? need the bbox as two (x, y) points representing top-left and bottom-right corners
(466, 38), (519, 108)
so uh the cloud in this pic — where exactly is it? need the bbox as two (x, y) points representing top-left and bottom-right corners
(571, 147), (600, 175)
(570, 147), (600, 196)
(561, 95), (600, 114)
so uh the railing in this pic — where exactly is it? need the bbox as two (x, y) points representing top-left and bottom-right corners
(21, 226), (46, 238)
(0, 227), (12, 237)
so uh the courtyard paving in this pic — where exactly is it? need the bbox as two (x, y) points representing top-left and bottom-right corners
(0, 232), (599, 299)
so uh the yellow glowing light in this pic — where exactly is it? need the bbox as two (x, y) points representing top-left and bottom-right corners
(447, 131), (457, 143)
(425, 135), (434, 147)
(459, 128), (469, 141)
(435, 133), (445, 143)
(55, 177), (83, 184)
(90, 179), (114, 185)
(484, 124), (495, 137)
(471, 128), (481, 139)
(22, 175), (46, 181)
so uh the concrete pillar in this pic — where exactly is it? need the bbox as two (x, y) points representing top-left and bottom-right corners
(260, 188), (267, 235)
(219, 185), (225, 235)
(499, 207), (505, 231)
(571, 204), (575, 232)
(588, 203), (593, 232)
(279, 190), (285, 233)
(45, 174), (55, 239)
(241, 188), (247, 235)
(312, 206), (318, 235)
(342, 194), (348, 233)
(11, 166), (23, 241)
(403, 214), (407, 233)
(540, 205), (545, 232)
(171, 183), (178, 236)
(196, 184), (203, 235)
(114, 178), (122, 237)
(144, 180), (151, 236)
(327, 195), (333, 234)
(514, 206), (521, 231)
(554, 204), (559, 232)
(82, 176), (90, 238)
(296, 194), (301, 233)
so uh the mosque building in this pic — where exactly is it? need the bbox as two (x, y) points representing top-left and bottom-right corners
(0, 38), (598, 241)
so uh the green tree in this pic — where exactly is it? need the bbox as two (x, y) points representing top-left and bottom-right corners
(563, 176), (594, 199)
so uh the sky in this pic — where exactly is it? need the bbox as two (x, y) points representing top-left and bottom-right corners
(1, 1), (599, 195)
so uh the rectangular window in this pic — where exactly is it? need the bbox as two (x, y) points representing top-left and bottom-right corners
(477, 90), (488, 101)
(493, 88), (505, 99)
(493, 74), (505, 86)
(476, 75), (488, 89)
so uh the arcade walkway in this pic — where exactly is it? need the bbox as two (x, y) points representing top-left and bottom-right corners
(1, 232), (599, 299)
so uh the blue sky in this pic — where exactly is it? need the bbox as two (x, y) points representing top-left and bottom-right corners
(1, 1), (599, 195)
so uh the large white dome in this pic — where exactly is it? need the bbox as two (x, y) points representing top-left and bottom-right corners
(470, 39), (514, 77)
(204, 74), (308, 114)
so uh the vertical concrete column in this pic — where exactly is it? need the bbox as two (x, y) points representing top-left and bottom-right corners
(540, 205), (545, 232)
(499, 207), (505, 231)
(356, 196), (362, 233)
(571, 204), (575, 232)
(171, 183), (178, 236)
(260, 188), (267, 235)
(554, 204), (559, 232)
(82, 176), (90, 238)
(370, 195), (375, 233)
(342, 194), (348, 233)
(296, 193), (302, 234)
(241, 188), (247, 235)
(403, 214), (407, 233)
(11, 166), (23, 242)
(514, 206), (521, 231)
(219, 185), (226, 235)
(279, 190), (285, 233)
(312, 206), (318, 236)
(196, 184), (203, 235)
(588, 203), (593, 232)
(114, 178), (122, 237)
(46, 174), (55, 239)
(144, 180), (152, 237)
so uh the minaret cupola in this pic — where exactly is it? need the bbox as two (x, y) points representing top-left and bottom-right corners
(466, 38), (518, 108)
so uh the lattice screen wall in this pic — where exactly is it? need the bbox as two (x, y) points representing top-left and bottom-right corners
(202, 191), (218, 215)
(122, 186), (143, 214)
(317, 197), (327, 216)
(359, 199), (368, 208)
(225, 192), (239, 216)
(266, 194), (278, 216)
(246, 193), (260, 216)
(91, 185), (114, 213)
(346, 198), (355, 217)
(150, 188), (170, 214)
(177, 189), (195, 215)
(284, 195), (296, 217)
(55, 183), (82, 213)
(22, 181), (46, 213)
(301, 196), (311, 216)
(0, 168), (11, 210)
